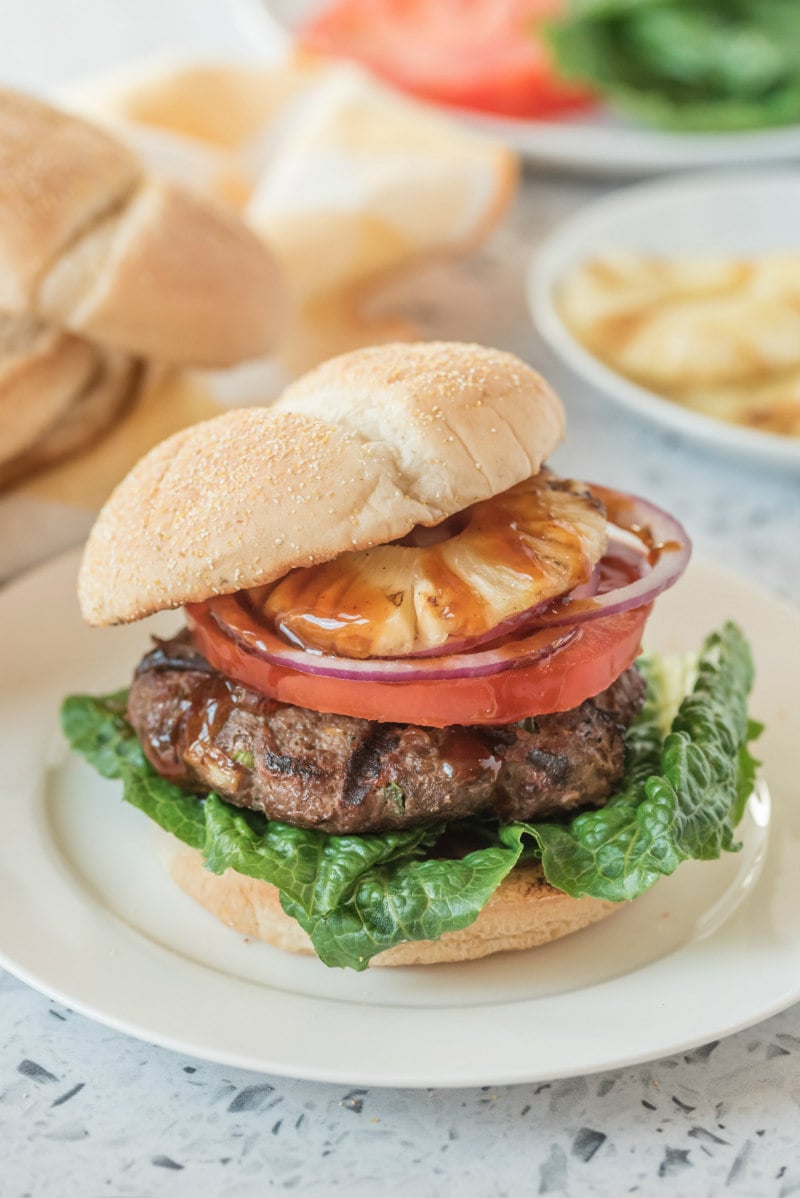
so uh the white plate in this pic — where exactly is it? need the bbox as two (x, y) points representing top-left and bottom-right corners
(529, 171), (800, 469)
(0, 551), (798, 1088)
(241, 0), (800, 175)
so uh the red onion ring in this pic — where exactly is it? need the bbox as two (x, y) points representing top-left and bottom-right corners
(396, 488), (689, 649)
(523, 487), (691, 629)
(194, 595), (581, 683)
(189, 485), (690, 684)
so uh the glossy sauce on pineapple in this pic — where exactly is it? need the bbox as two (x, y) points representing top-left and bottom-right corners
(249, 475), (608, 658)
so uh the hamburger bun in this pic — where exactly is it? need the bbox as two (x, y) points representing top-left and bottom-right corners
(0, 86), (287, 367)
(167, 843), (620, 966)
(78, 341), (564, 625)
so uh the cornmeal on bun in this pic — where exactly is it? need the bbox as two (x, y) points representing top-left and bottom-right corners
(63, 342), (757, 970)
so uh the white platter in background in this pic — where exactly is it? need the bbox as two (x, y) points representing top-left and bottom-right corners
(240, 0), (800, 175)
(0, 551), (798, 1087)
(529, 171), (800, 468)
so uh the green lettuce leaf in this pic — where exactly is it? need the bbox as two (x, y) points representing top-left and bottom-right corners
(201, 795), (442, 920)
(62, 693), (207, 849)
(522, 623), (756, 901)
(733, 719), (763, 828)
(549, 0), (800, 131)
(281, 824), (528, 969)
(60, 622), (759, 969)
(61, 690), (145, 779)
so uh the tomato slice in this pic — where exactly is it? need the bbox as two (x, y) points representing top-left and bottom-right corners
(298, 0), (595, 119)
(186, 602), (651, 727)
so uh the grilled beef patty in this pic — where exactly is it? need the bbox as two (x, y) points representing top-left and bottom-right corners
(127, 631), (645, 834)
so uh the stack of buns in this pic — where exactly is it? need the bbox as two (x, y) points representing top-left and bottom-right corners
(0, 87), (287, 490)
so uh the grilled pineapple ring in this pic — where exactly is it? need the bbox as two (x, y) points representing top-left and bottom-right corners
(254, 474), (607, 658)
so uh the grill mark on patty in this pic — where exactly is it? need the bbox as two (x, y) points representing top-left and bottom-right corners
(342, 725), (401, 808)
(263, 748), (321, 779)
(525, 747), (570, 786)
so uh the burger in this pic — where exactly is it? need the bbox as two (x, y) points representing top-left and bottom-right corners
(62, 342), (757, 969)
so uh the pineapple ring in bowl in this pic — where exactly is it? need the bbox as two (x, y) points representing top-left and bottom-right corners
(251, 474), (608, 659)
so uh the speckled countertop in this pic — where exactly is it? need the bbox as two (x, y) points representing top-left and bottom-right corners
(3, 967), (800, 1197)
(2, 3), (800, 1195)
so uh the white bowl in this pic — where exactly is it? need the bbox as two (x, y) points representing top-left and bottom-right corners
(529, 171), (800, 468)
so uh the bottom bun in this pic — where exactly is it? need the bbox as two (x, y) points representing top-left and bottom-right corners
(167, 843), (622, 967)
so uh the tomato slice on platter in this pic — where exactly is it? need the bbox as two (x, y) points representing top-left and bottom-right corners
(298, 0), (595, 119)
(186, 602), (651, 728)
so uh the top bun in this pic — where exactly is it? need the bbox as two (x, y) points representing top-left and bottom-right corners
(78, 342), (565, 626)
(0, 87), (286, 367)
